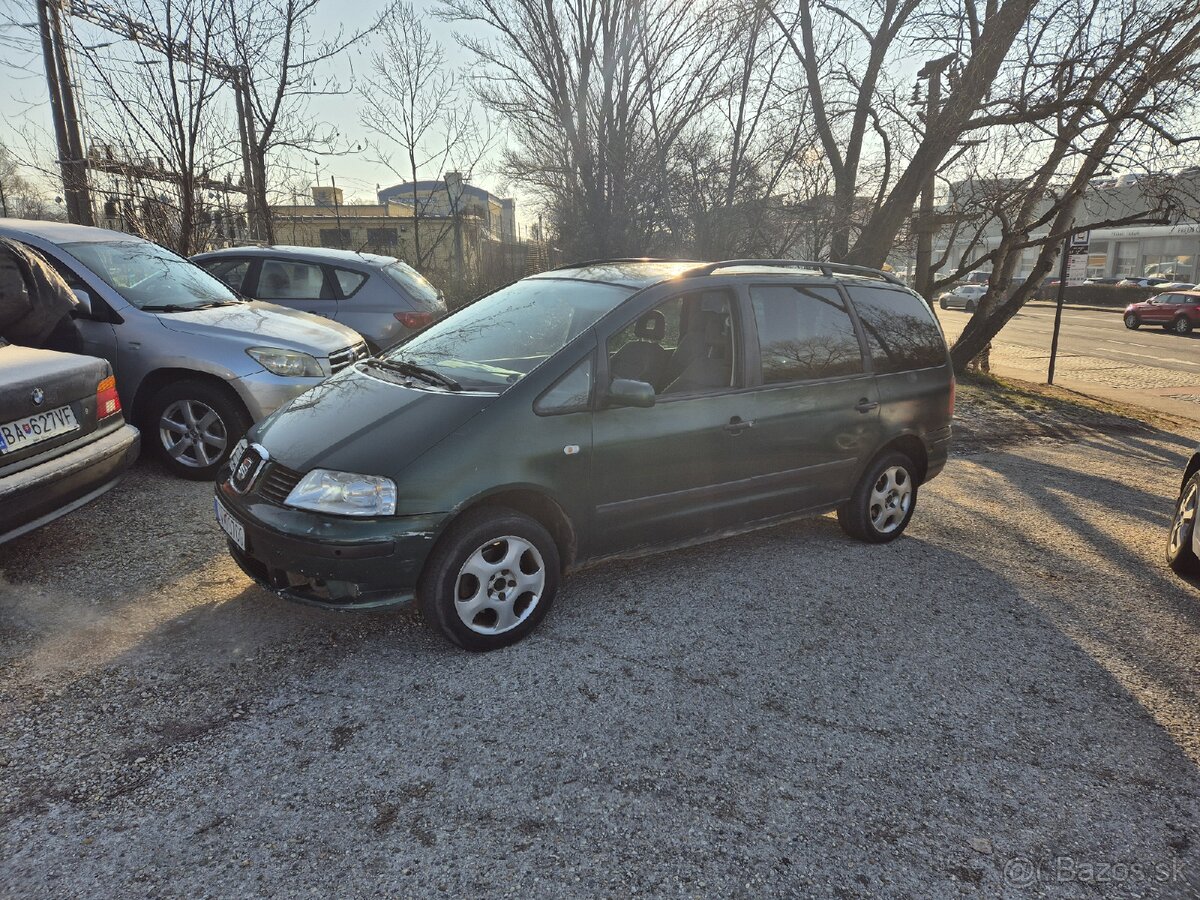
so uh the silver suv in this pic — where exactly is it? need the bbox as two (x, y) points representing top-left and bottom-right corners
(0, 220), (367, 479)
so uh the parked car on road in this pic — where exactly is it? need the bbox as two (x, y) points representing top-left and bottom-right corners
(937, 284), (986, 311)
(1117, 276), (1173, 288)
(0, 220), (368, 479)
(1, 340), (139, 544)
(1168, 449), (1200, 576)
(1123, 291), (1200, 334)
(215, 258), (955, 651)
(193, 246), (447, 354)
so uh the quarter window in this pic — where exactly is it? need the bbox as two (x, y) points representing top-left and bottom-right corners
(749, 285), (863, 383)
(334, 269), (367, 297)
(534, 354), (594, 415)
(847, 286), (947, 374)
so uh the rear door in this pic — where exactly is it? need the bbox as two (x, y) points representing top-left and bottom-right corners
(738, 282), (880, 514)
(252, 257), (338, 320)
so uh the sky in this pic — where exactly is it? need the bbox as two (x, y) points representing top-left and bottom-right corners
(0, 0), (528, 223)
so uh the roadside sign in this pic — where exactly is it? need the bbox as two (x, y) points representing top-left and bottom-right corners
(1066, 230), (1090, 286)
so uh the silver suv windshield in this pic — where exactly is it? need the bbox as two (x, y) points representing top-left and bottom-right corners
(385, 277), (633, 390)
(63, 240), (241, 311)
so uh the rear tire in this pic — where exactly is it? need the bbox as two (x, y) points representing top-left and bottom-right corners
(1124, 313), (1140, 329)
(146, 379), (251, 480)
(837, 451), (919, 543)
(1172, 316), (1193, 335)
(418, 507), (561, 651)
(1167, 473), (1200, 576)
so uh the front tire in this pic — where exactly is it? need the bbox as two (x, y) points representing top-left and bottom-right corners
(939, 298), (949, 310)
(1167, 473), (1200, 576)
(1172, 316), (1193, 335)
(838, 451), (919, 543)
(146, 379), (251, 480)
(1124, 313), (1140, 329)
(418, 507), (561, 651)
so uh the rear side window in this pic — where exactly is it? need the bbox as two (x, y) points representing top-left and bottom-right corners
(750, 284), (863, 383)
(334, 268), (367, 297)
(847, 286), (947, 374)
(258, 259), (333, 300)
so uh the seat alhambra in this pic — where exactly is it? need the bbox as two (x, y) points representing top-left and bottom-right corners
(215, 259), (955, 651)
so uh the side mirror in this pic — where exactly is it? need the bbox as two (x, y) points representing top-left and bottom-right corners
(71, 288), (92, 316)
(607, 378), (656, 409)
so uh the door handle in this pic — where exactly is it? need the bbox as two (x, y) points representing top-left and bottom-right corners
(855, 399), (879, 413)
(724, 416), (755, 435)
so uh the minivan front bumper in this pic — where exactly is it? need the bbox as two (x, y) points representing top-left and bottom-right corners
(215, 480), (446, 609)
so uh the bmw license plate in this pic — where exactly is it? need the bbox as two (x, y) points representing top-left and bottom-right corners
(0, 405), (78, 454)
(215, 497), (246, 551)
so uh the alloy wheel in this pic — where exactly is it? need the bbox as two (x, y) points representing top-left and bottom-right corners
(454, 536), (546, 634)
(159, 399), (228, 468)
(1169, 481), (1197, 560)
(870, 465), (912, 534)
(1174, 318), (1192, 334)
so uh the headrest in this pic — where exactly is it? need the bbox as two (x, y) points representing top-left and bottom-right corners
(635, 310), (666, 340)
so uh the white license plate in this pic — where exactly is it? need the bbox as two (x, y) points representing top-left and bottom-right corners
(0, 405), (79, 454)
(215, 497), (246, 551)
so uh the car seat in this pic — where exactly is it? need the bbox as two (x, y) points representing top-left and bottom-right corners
(610, 310), (671, 388)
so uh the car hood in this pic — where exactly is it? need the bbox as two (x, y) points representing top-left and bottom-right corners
(253, 366), (497, 475)
(155, 301), (361, 355)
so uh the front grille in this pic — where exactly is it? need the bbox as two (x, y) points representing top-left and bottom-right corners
(258, 462), (304, 505)
(328, 341), (369, 374)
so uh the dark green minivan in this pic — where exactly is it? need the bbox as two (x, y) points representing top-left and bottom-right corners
(215, 260), (954, 650)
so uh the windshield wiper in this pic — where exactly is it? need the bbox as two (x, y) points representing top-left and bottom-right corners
(141, 301), (223, 312)
(366, 357), (463, 391)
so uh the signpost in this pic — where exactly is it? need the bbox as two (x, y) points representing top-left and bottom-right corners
(1047, 230), (1089, 385)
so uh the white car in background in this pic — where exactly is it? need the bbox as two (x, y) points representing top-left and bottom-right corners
(937, 284), (986, 312)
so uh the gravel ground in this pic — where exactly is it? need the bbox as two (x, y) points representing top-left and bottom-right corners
(1, 395), (1199, 898)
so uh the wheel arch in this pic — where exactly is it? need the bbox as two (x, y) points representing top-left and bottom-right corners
(1183, 453), (1200, 494)
(132, 368), (250, 427)
(444, 485), (578, 571)
(868, 433), (930, 484)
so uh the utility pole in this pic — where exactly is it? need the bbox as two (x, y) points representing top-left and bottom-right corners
(913, 53), (956, 302)
(38, 0), (93, 225)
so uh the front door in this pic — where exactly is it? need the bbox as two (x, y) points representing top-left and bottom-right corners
(739, 283), (880, 515)
(591, 288), (755, 554)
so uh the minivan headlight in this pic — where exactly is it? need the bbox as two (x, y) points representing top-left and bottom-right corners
(247, 347), (324, 377)
(285, 469), (397, 516)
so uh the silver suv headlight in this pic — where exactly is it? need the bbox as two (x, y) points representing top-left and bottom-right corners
(247, 347), (324, 377)
(285, 469), (397, 517)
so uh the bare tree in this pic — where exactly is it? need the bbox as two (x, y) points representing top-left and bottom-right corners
(441, 0), (730, 260)
(359, 2), (490, 272)
(69, 0), (235, 254)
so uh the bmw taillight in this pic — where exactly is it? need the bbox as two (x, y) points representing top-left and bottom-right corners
(395, 311), (434, 329)
(96, 375), (122, 419)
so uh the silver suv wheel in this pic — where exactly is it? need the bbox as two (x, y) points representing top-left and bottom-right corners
(159, 399), (228, 468)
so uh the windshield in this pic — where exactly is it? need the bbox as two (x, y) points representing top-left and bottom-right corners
(63, 240), (240, 310)
(383, 261), (445, 311)
(386, 277), (634, 390)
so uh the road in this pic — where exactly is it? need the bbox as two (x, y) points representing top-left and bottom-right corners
(1, 424), (1199, 897)
(938, 304), (1200, 418)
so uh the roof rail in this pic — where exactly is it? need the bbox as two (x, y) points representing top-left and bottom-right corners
(547, 257), (702, 271)
(685, 259), (905, 286)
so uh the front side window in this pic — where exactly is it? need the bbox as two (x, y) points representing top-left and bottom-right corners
(848, 286), (948, 374)
(750, 284), (863, 383)
(389, 277), (633, 391)
(63, 240), (239, 310)
(258, 260), (332, 300)
(607, 290), (736, 395)
(203, 258), (250, 292)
